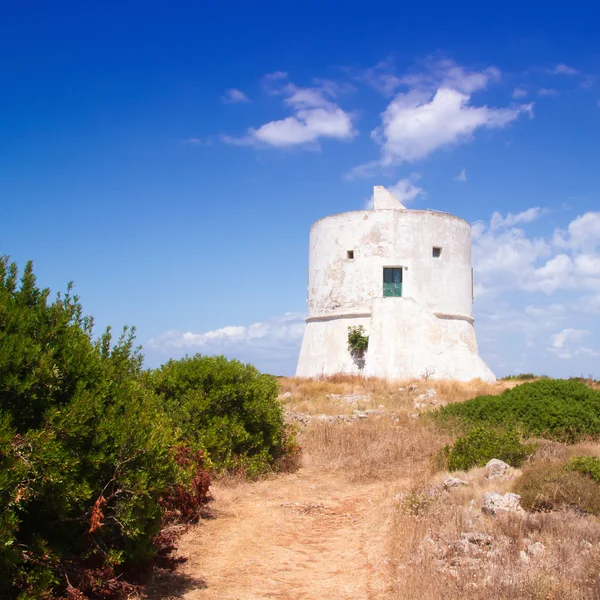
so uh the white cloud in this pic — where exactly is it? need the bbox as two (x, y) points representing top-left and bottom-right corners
(512, 87), (528, 98)
(388, 175), (426, 205)
(525, 254), (575, 294)
(222, 88), (251, 104)
(524, 303), (566, 319)
(469, 208), (600, 377)
(345, 160), (383, 181)
(552, 63), (579, 76)
(538, 88), (559, 96)
(580, 293), (600, 314)
(489, 207), (542, 230)
(548, 328), (596, 360)
(372, 87), (533, 165)
(454, 168), (467, 182)
(148, 313), (305, 351)
(553, 212), (600, 252)
(347, 59), (534, 175)
(262, 71), (289, 89)
(574, 254), (600, 276)
(551, 328), (589, 349)
(395, 57), (500, 94)
(146, 313), (306, 374)
(183, 137), (212, 146)
(223, 74), (355, 149)
(358, 57), (501, 97)
(473, 209), (600, 298)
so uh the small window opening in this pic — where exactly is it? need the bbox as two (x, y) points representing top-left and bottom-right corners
(432, 247), (442, 258)
(347, 250), (354, 259)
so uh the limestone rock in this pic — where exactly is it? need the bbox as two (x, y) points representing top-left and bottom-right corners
(414, 388), (438, 410)
(444, 477), (468, 490)
(526, 542), (546, 557)
(485, 459), (511, 479)
(326, 393), (369, 403)
(482, 492), (523, 516)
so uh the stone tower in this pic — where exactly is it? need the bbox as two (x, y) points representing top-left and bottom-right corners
(295, 186), (495, 382)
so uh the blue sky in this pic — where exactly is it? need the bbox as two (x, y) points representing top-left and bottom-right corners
(2, 2), (600, 378)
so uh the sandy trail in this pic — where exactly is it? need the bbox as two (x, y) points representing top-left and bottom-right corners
(147, 469), (404, 600)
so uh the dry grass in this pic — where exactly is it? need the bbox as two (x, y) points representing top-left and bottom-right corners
(301, 417), (450, 482)
(141, 376), (600, 599)
(289, 376), (600, 598)
(279, 374), (508, 417)
(389, 442), (600, 600)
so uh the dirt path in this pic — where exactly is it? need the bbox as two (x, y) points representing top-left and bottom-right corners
(147, 469), (404, 600)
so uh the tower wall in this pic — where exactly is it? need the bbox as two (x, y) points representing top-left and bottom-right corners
(306, 209), (474, 320)
(296, 206), (495, 382)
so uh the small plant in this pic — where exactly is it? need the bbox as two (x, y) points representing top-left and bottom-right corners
(566, 456), (600, 483)
(402, 490), (436, 516)
(421, 366), (436, 381)
(440, 427), (536, 472)
(347, 325), (369, 370)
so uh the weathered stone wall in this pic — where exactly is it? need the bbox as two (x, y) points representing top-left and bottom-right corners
(296, 201), (495, 381)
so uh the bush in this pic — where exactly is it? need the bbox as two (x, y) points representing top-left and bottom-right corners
(501, 373), (545, 381)
(440, 427), (535, 472)
(347, 325), (369, 353)
(514, 463), (600, 515)
(148, 354), (297, 477)
(567, 456), (600, 483)
(0, 258), (210, 599)
(347, 325), (368, 370)
(434, 379), (600, 443)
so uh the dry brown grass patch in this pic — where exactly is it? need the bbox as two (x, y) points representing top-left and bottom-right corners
(300, 417), (449, 482)
(389, 471), (600, 599)
(280, 375), (508, 416)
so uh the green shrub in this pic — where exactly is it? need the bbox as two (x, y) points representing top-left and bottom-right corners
(441, 427), (535, 472)
(434, 379), (600, 443)
(149, 354), (297, 476)
(347, 325), (368, 370)
(567, 456), (600, 483)
(501, 373), (545, 381)
(0, 258), (209, 599)
(514, 463), (600, 515)
(347, 325), (369, 353)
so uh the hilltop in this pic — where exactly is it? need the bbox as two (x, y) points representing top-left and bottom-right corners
(141, 376), (600, 600)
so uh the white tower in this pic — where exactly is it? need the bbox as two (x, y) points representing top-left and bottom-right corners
(295, 186), (495, 382)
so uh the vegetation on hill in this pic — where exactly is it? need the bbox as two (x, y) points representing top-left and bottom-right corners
(440, 427), (536, 472)
(567, 455), (600, 483)
(0, 257), (295, 599)
(515, 462), (600, 515)
(148, 355), (298, 477)
(500, 373), (546, 381)
(434, 378), (600, 443)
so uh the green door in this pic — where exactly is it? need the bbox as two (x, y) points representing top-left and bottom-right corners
(383, 267), (403, 297)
